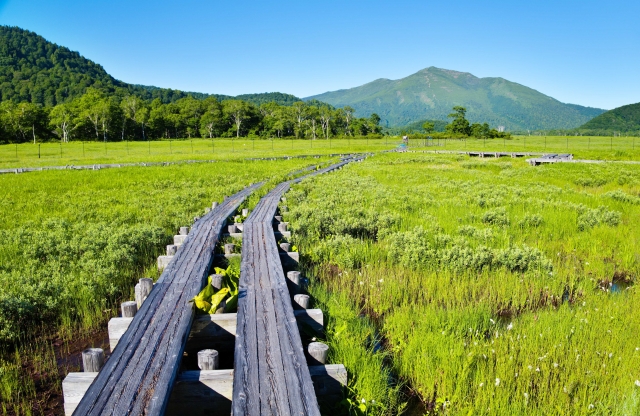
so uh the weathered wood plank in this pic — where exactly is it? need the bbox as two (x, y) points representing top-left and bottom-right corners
(108, 310), (324, 351)
(231, 159), (362, 416)
(73, 183), (262, 416)
(63, 365), (346, 416)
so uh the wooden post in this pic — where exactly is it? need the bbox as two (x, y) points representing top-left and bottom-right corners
(279, 243), (291, 252)
(135, 278), (154, 308)
(294, 294), (310, 309)
(228, 225), (238, 234)
(121, 301), (137, 317)
(210, 274), (224, 291)
(308, 342), (329, 365)
(224, 244), (235, 255)
(167, 245), (178, 256)
(287, 271), (301, 295)
(242, 208), (249, 216)
(179, 227), (189, 236)
(281, 206), (288, 213)
(205, 207), (211, 214)
(212, 201), (219, 209)
(274, 215), (283, 222)
(197, 349), (219, 370)
(82, 348), (105, 372)
(277, 223), (288, 233)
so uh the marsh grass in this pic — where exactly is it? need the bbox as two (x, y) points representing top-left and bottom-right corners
(287, 152), (640, 414)
(0, 157), (323, 414)
(0, 138), (391, 169)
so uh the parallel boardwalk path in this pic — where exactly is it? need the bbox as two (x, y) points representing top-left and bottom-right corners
(233, 158), (360, 416)
(73, 183), (261, 416)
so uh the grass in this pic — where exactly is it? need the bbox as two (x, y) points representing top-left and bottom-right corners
(409, 135), (640, 161)
(0, 156), (330, 415)
(284, 151), (640, 415)
(0, 137), (394, 169)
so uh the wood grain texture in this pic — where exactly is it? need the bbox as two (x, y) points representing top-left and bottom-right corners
(108, 310), (324, 352)
(232, 157), (363, 416)
(72, 183), (262, 416)
(63, 365), (346, 416)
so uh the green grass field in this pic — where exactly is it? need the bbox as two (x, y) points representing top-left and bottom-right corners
(410, 135), (640, 161)
(0, 156), (330, 415)
(1, 135), (639, 171)
(0, 137), (394, 169)
(2, 136), (640, 415)
(286, 152), (640, 415)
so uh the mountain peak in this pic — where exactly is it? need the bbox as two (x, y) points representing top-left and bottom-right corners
(305, 67), (605, 130)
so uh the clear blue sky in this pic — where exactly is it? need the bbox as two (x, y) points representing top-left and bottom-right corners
(1, 0), (638, 110)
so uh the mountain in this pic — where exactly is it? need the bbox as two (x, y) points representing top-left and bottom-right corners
(578, 102), (640, 134)
(0, 26), (301, 107)
(305, 67), (605, 131)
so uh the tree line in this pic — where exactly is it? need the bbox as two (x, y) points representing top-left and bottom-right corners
(0, 88), (383, 144)
(414, 106), (511, 139)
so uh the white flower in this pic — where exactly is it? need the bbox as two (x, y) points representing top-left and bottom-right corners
(378, 279), (384, 283)
(535, 367), (540, 372)
(490, 318), (495, 325)
(495, 378), (501, 386)
(507, 322), (513, 330)
(524, 392), (529, 399)
(359, 281), (363, 285)
(553, 363), (559, 368)
(588, 404), (594, 409)
(479, 382), (484, 387)
(361, 398), (366, 403)
(635, 380), (640, 387)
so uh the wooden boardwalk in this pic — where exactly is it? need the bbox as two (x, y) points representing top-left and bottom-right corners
(232, 158), (358, 416)
(72, 183), (261, 416)
(67, 157), (362, 416)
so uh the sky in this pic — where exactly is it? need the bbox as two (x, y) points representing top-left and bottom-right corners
(1, 0), (638, 110)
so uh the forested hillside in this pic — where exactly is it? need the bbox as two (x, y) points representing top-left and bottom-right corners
(0, 26), (303, 107)
(578, 102), (640, 134)
(306, 67), (605, 131)
(1, 26), (383, 143)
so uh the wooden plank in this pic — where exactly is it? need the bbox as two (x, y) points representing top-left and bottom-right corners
(73, 183), (262, 416)
(63, 365), (346, 416)
(231, 160), (361, 416)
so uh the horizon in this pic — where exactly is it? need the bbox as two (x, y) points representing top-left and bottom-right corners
(1, 0), (639, 110)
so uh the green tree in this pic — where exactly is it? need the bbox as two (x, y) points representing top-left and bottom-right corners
(445, 106), (470, 136)
(422, 121), (435, 134)
(470, 122), (491, 139)
(223, 100), (249, 138)
(200, 97), (224, 138)
(343, 106), (355, 135)
(292, 101), (308, 138)
(15, 103), (47, 144)
(49, 102), (77, 142)
(78, 88), (110, 141)
(369, 113), (382, 134)
(319, 107), (332, 139)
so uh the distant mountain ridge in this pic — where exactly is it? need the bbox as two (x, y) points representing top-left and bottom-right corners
(305, 67), (605, 131)
(0, 26), (301, 106)
(578, 102), (640, 134)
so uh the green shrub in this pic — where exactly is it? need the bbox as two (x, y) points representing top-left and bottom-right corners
(482, 207), (510, 226)
(577, 207), (621, 231)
